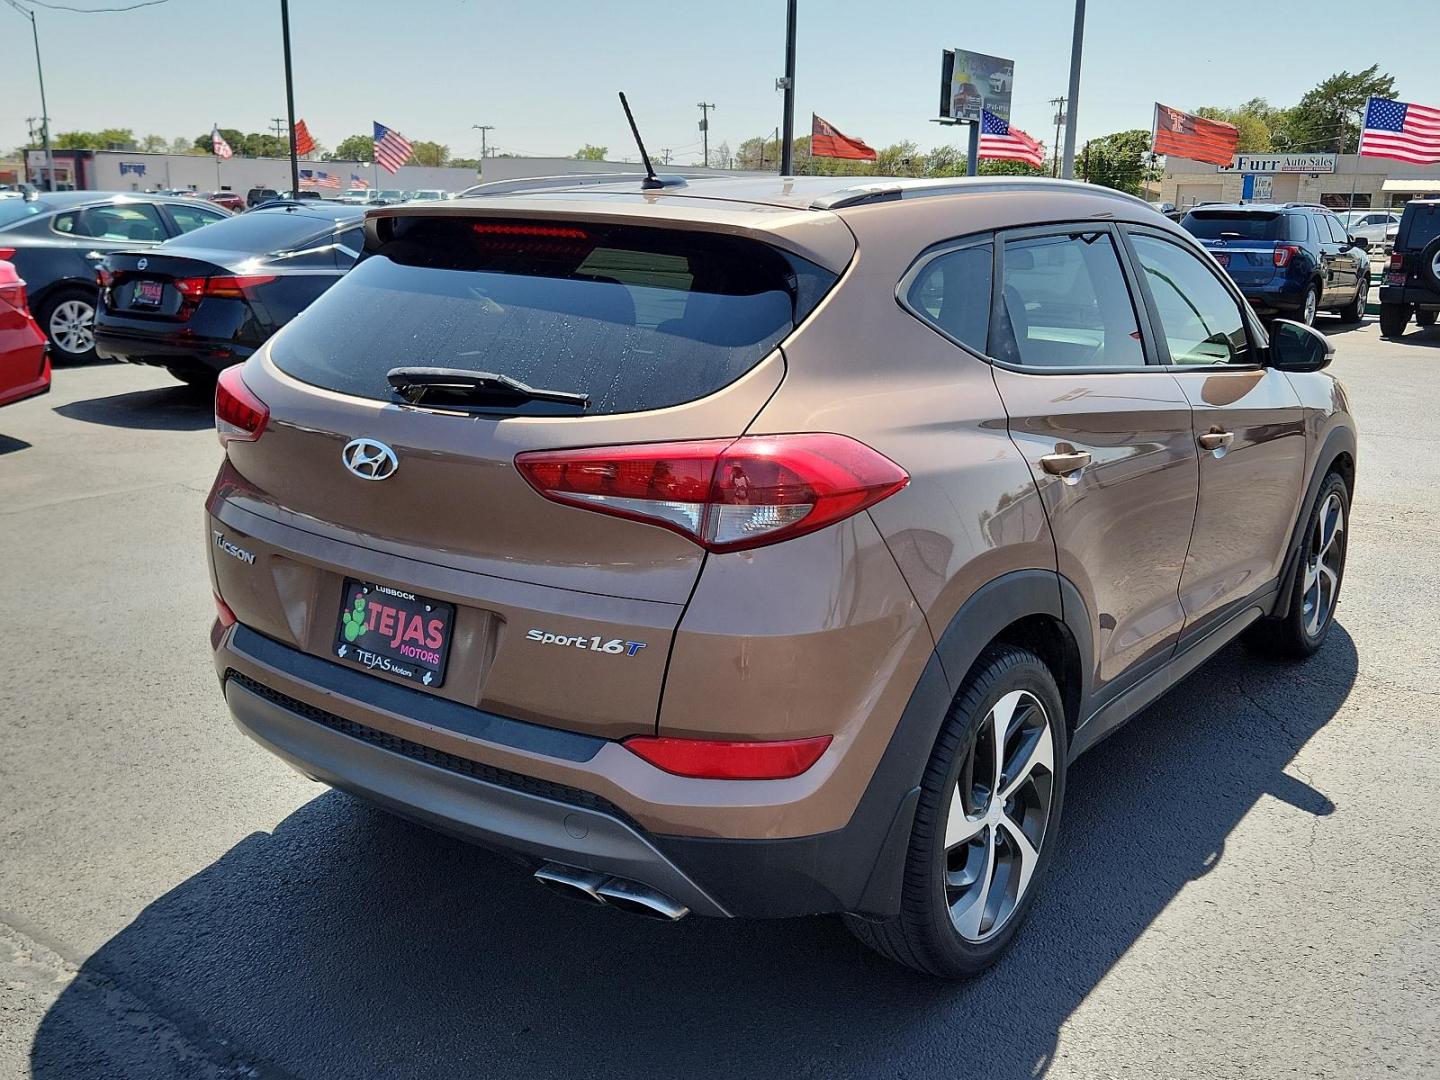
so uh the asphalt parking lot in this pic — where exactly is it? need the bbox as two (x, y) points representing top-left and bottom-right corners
(2, 319), (1438, 1080)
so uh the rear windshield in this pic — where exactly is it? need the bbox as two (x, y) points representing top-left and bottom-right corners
(0, 199), (47, 230)
(1399, 201), (1440, 250)
(1182, 211), (1291, 242)
(270, 216), (837, 415)
(171, 210), (339, 252)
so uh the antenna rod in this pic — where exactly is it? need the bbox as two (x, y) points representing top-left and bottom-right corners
(617, 92), (658, 182)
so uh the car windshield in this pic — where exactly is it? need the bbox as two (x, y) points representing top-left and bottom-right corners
(163, 210), (338, 252)
(0, 199), (47, 229)
(1182, 211), (1287, 241)
(270, 216), (836, 415)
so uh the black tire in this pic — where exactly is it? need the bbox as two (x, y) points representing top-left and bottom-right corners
(166, 365), (218, 390)
(1417, 310), (1438, 328)
(1379, 302), (1412, 338)
(1246, 472), (1349, 660)
(844, 644), (1067, 978)
(36, 286), (99, 363)
(1335, 277), (1366, 324)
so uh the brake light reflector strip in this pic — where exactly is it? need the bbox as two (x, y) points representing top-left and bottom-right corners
(215, 366), (269, 447)
(515, 435), (909, 553)
(622, 734), (833, 780)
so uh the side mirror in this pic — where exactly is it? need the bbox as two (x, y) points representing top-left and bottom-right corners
(1350, 235), (1370, 251)
(1269, 319), (1334, 372)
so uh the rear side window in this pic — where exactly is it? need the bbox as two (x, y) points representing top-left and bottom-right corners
(69, 203), (167, 242)
(995, 231), (1144, 369)
(271, 217), (837, 414)
(903, 243), (993, 354)
(1182, 211), (1287, 242)
(1287, 215), (1310, 242)
(1399, 202), (1440, 250)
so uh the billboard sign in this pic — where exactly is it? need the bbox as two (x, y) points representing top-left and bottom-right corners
(940, 48), (1013, 123)
(1218, 153), (1337, 174)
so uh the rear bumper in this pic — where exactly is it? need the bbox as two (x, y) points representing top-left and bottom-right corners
(1378, 285), (1440, 309)
(215, 623), (931, 919)
(1240, 288), (1307, 316)
(94, 324), (252, 370)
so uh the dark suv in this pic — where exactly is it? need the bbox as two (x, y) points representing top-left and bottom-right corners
(1181, 203), (1370, 325)
(1378, 197), (1440, 337)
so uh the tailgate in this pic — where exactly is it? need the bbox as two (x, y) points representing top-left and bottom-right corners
(1200, 239), (1279, 287)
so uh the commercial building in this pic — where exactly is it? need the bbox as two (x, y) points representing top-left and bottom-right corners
(25, 148), (477, 194)
(1158, 152), (1440, 210)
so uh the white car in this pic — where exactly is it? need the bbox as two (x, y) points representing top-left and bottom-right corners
(1339, 209), (1400, 251)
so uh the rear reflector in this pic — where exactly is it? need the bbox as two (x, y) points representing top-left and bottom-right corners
(214, 594), (237, 629)
(515, 434), (909, 553)
(215, 366), (268, 447)
(623, 735), (832, 780)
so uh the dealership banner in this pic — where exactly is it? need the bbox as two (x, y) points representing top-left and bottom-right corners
(939, 48), (1013, 123)
(1218, 153), (1337, 174)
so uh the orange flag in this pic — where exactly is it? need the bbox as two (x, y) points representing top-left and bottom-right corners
(811, 114), (877, 161)
(1153, 104), (1239, 167)
(292, 119), (316, 157)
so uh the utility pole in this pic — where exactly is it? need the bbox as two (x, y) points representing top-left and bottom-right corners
(270, 118), (288, 141)
(279, 0), (300, 196)
(1049, 96), (1067, 178)
(697, 102), (715, 167)
(5, 1), (55, 190)
(660, 148), (672, 165)
(471, 124), (494, 159)
(1060, 0), (1086, 178)
(778, 0), (797, 175)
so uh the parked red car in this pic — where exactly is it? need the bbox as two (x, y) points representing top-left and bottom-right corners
(204, 192), (245, 213)
(0, 257), (51, 407)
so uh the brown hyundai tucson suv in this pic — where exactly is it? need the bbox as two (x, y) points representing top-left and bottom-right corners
(206, 175), (1355, 978)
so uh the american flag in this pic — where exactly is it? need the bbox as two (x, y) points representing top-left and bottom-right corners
(350, 173), (370, 189)
(978, 109), (1045, 169)
(1359, 96), (1440, 165)
(211, 125), (233, 160)
(373, 121), (413, 174)
(300, 169), (341, 190)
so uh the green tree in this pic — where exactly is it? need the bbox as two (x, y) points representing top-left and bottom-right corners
(138, 134), (167, 153)
(55, 128), (136, 150)
(736, 135), (783, 170)
(1272, 66), (1395, 153)
(978, 158), (1047, 177)
(1081, 129), (1156, 195)
(193, 128), (244, 155)
(409, 140), (449, 167)
(573, 144), (608, 161)
(168, 136), (200, 155)
(330, 134), (374, 162)
(925, 144), (967, 177)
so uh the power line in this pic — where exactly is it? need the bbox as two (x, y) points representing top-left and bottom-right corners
(16, 0), (171, 11)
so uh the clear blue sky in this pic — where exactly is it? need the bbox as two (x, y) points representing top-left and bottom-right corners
(3, 0), (1438, 164)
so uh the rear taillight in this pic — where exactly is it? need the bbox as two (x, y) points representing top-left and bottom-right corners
(1273, 244), (1301, 268)
(175, 274), (277, 300)
(623, 735), (832, 780)
(0, 247), (15, 261)
(1389, 251), (1406, 271)
(515, 434), (909, 553)
(215, 366), (268, 447)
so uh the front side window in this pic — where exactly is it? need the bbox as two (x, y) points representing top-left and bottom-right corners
(996, 230), (1145, 369)
(902, 242), (993, 354)
(1131, 234), (1251, 366)
(70, 203), (167, 242)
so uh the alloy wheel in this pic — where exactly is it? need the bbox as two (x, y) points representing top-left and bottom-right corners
(49, 298), (95, 356)
(1302, 492), (1345, 637)
(942, 689), (1055, 942)
(1302, 288), (1318, 325)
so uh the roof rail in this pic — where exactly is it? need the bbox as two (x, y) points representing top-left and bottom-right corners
(810, 175), (1154, 211)
(459, 171), (717, 199)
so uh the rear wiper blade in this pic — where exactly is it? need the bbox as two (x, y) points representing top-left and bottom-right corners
(386, 367), (589, 409)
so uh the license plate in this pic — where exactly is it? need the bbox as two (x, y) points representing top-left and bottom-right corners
(132, 280), (164, 307)
(1387, 272), (1407, 286)
(1214, 252), (1230, 267)
(333, 579), (454, 688)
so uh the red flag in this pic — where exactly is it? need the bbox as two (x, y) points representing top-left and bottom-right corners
(811, 114), (877, 161)
(292, 119), (316, 157)
(1153, 104), (1239, 167)
(210, 125), (233, 160)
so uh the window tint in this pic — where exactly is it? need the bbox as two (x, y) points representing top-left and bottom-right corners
(71, 203), (167, 242)
(903, 243), (993, 353)
(271, 217), (836, 414)
(1317, 213), (1344, 243)
(1182, 211), (1286, 241)
(1399, 202), (1440, 249)
(1287, 214), (1310, 242)
(0, 199), (46, 230)
(168, 202), (225, 235)
(996, 231), (1144, 369)
(1131, 234), (1251, 366)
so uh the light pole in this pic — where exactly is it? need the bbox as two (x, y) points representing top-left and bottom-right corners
(279, 0), (300, 196)
(1060, 0), (1085, 179)
(4, 0), (55, 190)
(778, 0), (797, 175)
(472, 124), (494, 159)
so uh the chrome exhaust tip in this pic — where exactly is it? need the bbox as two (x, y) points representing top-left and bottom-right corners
(533, 864), (608, 906)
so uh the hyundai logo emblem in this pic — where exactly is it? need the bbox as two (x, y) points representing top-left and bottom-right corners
(341, 438), (399, 481)
(137, 257), (148, 270)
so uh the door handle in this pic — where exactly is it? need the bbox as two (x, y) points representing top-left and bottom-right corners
(1040, 447), (1092, 476)
(84, 251), (105, 261)
(1198, 430), (1234, 452)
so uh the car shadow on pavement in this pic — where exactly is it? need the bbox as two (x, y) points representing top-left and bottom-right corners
(0, 434), (32, 455)
(31, 631), (1357, 1080)
(53, 384), (214, 431)
(1379, 327), (1440, 348)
